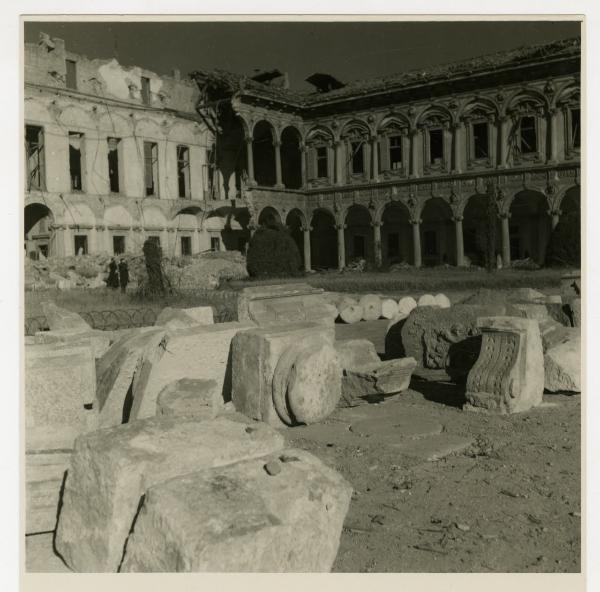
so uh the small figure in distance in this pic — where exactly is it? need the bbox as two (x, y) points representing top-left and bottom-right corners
(118, 258), (129, 294)
(107, 257), (119, 290)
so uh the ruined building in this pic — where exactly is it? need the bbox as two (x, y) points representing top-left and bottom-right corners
(25, 33), (580, 268)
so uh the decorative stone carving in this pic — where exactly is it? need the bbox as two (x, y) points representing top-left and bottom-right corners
(464, 317), (544, 414)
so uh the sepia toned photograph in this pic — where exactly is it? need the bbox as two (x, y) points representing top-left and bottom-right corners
(21, 17), (582, 575)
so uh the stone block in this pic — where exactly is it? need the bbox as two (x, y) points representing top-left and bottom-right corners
(26, 342), (97, 451)
(26, 450), (70, 534)
(464, 317), (544, 414)
(544, 334), (581, 393)
(237, 283), (335, 327)
(570, 298), (581, 327)
(156, 378), (220, 419)
(54, 415), (285, 572)
(231, 323), (340, 427)
(434, 293), (451, 308)
(541, 325), (580, 353)
(397, 296), (417, 317)
(359, 294), (382, 321)
(341, 357), (417, 407)
(417, 294), (437, 307)
(120, 449), (352, 573)
(130, 321), (256, 421)
(41, 301), (90, 331)
(545, 302), (573, 327)
(389, 304), (515, 370)
(560, 272), (581, 298)
(155, 306), (214, 330)
(96, 327), (168, 428)
(334, 339), (380, 370)
(380, 298), (399, 319)
(512, 303), (552, 323)
(511, 288), (547, 303)
(34, 329), (112, 359)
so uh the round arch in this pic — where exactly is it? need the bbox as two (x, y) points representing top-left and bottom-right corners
(380, 201), (412, 266)
(462, 194), (501, 267)
(508, 190), (551, 264)
(416, 104), (454, 127)
(25, 202), (55, 259)
(257, 206), (282, 228)
(286, 208), (306, 265)
(421, 197), (455, 266)
(310, 208), (337, 270)
(253, 120), (277, 187)
(344, 204), (374, 264)
(281, 126), (302, 189)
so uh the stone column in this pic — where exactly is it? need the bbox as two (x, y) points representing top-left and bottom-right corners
(274, 140), (284, 189)
(453, 216), (465, 267)
(550, 209), (561, 231)
(410, 128), (420, 179)
(334, 141), (344, 186)
(453, 122), (463, 174)
(372, 221), (382, 267)
(192, 228), (200, 254)
(300, 143), (307, 189)
(245, 137), (256, 186)
(50, 224), (66, 257)
(500, 213), (511, 267)
(248, 223), (257, 238)
(411, 219), (422, 268)
(548, 108), (559, 163)
(63, 225), (73, 256)
(128, 227), (136, 254)
(336, 224), (346, 270)
(371, 136), (379, 182)
(498, 116), (509, 168)
(301, 225), (312, 272)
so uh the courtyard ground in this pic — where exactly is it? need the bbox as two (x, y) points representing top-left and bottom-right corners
(25, 318), (581, 573)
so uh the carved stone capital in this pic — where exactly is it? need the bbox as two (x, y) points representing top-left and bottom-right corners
(410, 218), (422, 226)
(335, 224), (347, 231)
(370, 221), (383, 228)
(452, 215), (464, 223)
(300, 225), (313, 233)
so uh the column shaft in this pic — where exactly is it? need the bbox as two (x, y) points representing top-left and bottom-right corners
(412, 221), (422, 268)
(274, 141), (283, 188)
(245, 139), (255, 185)
(302, 228), (312, 272)
(410, 131), (419, 178)
(373, 223), (382, 267)
(371, 138), (379, 182)
(300, 146), (307, 188)
(501, 215), (511, 267)
(454, 218), (465, 266)
(337, 225), (346, 270)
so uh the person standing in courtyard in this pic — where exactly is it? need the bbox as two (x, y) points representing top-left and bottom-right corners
(107, 257), (119, 289)
(118, 258), (129, 294)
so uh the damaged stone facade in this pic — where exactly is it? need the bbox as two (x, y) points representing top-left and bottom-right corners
(24, 33), (249, 259)
(25, 34), (580, 268)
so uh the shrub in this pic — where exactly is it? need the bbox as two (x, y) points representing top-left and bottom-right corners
(246, 223), (302, 278)
(545, 210), (581, 267)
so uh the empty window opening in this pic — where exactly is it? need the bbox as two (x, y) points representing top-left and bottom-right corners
(107, 137), (121, 193)
(316, 146), (328, 178)
(65, 59), (77, 89)
(141, 76), (151, 106)
(473, 122), (489, 159)
(144, 142), (159, 196)
(351, 142), (364, 174)
(25, 125), (45, 191)
(571, 109), (580, 148)
(519, 116), (537, 154)
(147, 236), (161, 248)
(387, 233), (399, 259)
(424, 230), (437, 256)
(180, 236), (192, 256)
(210, 236), (221, 251)
(389, 136), (403, 170)
(113, 235), (126, 255)
(429, 129), (444, 163)
(69, 132), (84, 191)
(38, 245), (48, 259)
(177, 145), (191, 198)
(74, 235), (88, 255)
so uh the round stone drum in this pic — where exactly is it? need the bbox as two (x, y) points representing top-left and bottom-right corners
(272, 339), (342, 426)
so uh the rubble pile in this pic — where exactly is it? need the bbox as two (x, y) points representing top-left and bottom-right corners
(24, 250), (248, 291)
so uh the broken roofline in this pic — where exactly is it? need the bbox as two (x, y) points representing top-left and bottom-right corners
(190, 36), (580, 110)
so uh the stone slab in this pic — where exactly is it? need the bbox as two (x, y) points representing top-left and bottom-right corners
(120, 449), (352, 572)
(237, 283), (335, 327)
(96, 327), (167, 428)
(231, 323), (339, 427)
(465, 316), (544, 414)
(334, 339), (380, 370)
(393, 434), (474, 461)
(130, 321), (256, 421)
(42, 302), (91, 331)
(155, 306), (214, 330)
(34, 329), (112, 359)
(156, 378), (220, 419)
(25, 343), (97, 451)
(544, 334), (581, 393)
(54, 415), (285, 572)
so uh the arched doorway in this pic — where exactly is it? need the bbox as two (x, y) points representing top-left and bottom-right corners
(258, 206), (282, 228)
(421, 198), (455, 266)
(25, 203), (54, 259)
(173, 206), (203, 257)
(281, 127), (302, 189)
(509, 191), (551, 264)
(286, 209), (305, 266)
(344, 205), (373, 264)
(381, 202), (412, 265)
(253, 121), (276, 187)
(310, 209), (337, 270)
(215, 111), (247, 199)
(462, 194), (501, 267)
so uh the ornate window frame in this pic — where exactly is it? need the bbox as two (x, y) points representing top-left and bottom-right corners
(463, 109), (494, 170)
(341, 125), (370, 183)
(306, 129), (334, 188)
(419, 111), (451, 175)
(507, 99), (546, 165)
(377, 121), (409, 179)
(559, 89), (581, 160)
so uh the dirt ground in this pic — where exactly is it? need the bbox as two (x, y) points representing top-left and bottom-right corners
(25, 318), (581, 574)
(285, 320), (581, 573)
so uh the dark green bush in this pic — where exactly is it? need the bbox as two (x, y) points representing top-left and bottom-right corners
(246, 222), (302, 278)
(545, 210), (581, 267)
